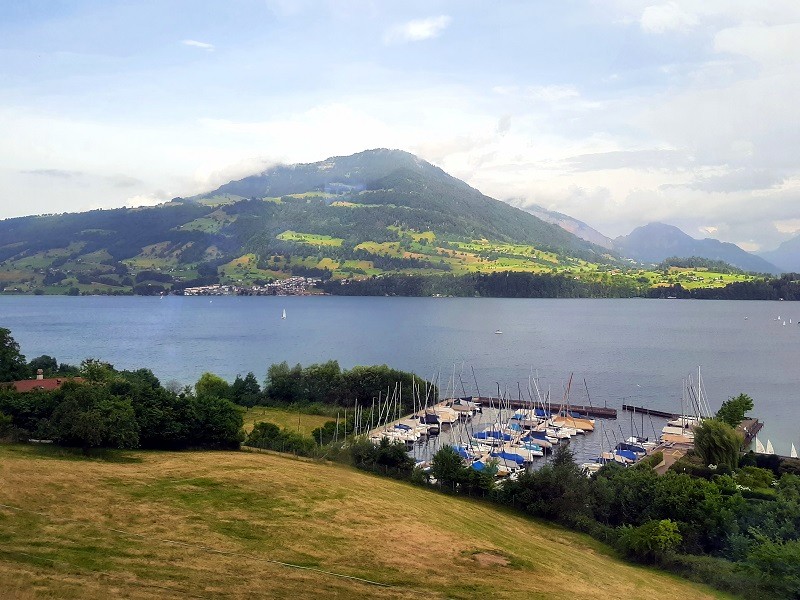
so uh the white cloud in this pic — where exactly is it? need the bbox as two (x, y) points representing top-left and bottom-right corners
(383, 15), (451, 44)
(124, 190), (170, 207)
(492, 84), (580, 103)
(640, 2), (698, 33)
(699, 225), (718, 235)
(738, 241), (760, 252)
(181, 39), (215, 51)
(714, 23), (800, 66)
(774, 219), (800, 235)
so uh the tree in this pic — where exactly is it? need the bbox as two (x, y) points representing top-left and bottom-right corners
(79, 358), (115, 383)
(231, 372), (261, 407)
(187, 394), (243, 449)
(617, 519), (682, 563)
(27, 355), (58, 377)
(716, 393), (754, 428)
(743, 539), (800, 598)
(431, 445), (466, 489)
(0, 328), (29, 382)
(0, 411), (12, 437)
(195, 372), (231, 400)
(48, 382), (139, 450)
(694, 419), (743, 470)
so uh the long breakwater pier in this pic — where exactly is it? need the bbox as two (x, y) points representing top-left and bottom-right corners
(483, 397), (617, 419)
(621, 404), (678, 419)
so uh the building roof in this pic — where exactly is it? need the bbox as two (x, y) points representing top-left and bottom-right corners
(5, 377), (85, 393)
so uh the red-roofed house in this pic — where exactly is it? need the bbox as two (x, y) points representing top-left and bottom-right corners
(3, 369), (84, 393)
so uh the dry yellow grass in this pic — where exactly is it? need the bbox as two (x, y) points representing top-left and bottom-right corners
(241, 406), (332, 434)
(0, 445), (729, 600)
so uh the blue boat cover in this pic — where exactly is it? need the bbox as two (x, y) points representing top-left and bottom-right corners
(491, 450), (525, 465)
(452, 445), (470, 460)
(474, 430), (512, 441)
(616, 442), (646, 454)
(615, 449), (638, 462)
(471, 460), (486, 471)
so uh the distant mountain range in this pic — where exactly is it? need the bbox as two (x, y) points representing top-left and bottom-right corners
(613, 223), (781, 274)
(522, 204), (614, 250)
(0, 148), (793, 296)
(759, 236), (800, 274)
(516, 208), (787, 274)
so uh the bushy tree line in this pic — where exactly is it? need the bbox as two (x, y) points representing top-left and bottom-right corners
(263, 360), (435, 411)
(649, 274), (800, 300)
(0, 356), (243, 451)
(324, 272), (643, 298)
(657, 256), (746, 275)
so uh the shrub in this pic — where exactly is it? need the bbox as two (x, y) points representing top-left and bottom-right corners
(617, 519), (682, 563)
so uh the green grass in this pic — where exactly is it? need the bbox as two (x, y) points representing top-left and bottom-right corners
(179, 212), (237, 233)
(278, 230), (344, 247)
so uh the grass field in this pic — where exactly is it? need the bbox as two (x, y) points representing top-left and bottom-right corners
(277, 231), (344, 247)
(0, 444), (728, 599)
(241, 406), (332, 435)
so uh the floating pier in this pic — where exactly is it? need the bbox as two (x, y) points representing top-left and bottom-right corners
(469, 397), (617, 419)
(621, 404), (678, 419)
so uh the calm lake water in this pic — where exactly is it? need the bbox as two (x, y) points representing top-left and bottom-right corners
(1, 296), (798, 453)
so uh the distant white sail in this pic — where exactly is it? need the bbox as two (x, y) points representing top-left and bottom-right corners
(755, 437), (765, 453)
(282, 308), (286, 320)
(792, 443), (798, 459)
(766, 439), (775, 455)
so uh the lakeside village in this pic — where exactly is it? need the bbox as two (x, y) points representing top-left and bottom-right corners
(360, 373), (782, 481)
(181, 276), (322, 296)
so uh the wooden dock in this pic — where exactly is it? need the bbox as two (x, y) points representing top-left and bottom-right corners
(466, 397), (617, 419)
(737, 418), (763, 447)
(621, 404), (678, 419)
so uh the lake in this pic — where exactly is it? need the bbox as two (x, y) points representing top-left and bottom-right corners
(1, 295), (798, 453)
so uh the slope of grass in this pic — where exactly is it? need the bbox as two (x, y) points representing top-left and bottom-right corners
(241, 406), (332, 435)
(0, 444), (729, 599)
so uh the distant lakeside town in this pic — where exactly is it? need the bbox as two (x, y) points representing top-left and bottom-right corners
(181, 276), (323, 296)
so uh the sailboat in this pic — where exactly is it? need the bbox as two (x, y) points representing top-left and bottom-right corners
(281, 308), (287, 320)
(755, 437), (765, 453)
(791, 443), (797, 459)
(766, 439), (775, 455)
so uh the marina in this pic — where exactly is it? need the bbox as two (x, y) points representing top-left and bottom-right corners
(364, 371), (770, 482)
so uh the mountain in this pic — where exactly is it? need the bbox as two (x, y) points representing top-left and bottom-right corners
(759, 234), (800, 273)
(614, 223), (781, 274)
(198, 149), (606, 255)
(0, 149), (616, 295)
(522, 204), (614, 249)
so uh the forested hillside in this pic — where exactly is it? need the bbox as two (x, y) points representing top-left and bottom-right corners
(0, 149), (767, 296)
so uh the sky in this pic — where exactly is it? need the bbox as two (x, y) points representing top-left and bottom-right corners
(1, 1), (799, 252)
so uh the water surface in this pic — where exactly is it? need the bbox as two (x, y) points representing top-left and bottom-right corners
(1, 296), (798, 451)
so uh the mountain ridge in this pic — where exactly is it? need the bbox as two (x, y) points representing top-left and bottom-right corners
(614, 222), (781, 274)
(759, 234), (800, 273)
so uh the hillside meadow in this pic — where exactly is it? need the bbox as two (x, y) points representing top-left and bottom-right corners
(0, 444), (728, 599)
